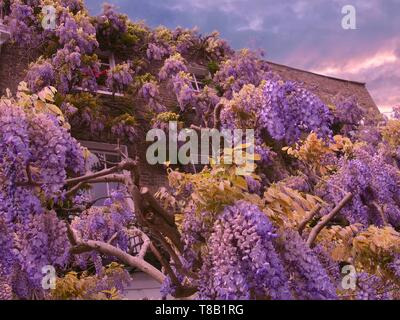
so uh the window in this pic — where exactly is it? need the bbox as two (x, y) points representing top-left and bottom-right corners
(80, 140), (143, 255)
(75, 52), (124, 97)
(190, 73), (207, 92)
(80, 140), (127, 206)
(0, 8), (10, 47)
(96, 52), (116, 90)
(188, 65), (210, 92)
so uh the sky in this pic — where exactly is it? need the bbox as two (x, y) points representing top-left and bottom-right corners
(86, 0), (400, 113)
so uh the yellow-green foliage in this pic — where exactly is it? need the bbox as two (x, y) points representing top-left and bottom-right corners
(167, 154), (323, 235)
(154, 112), (180, 123)
(4, 82), (69, 130)
(62, 92), (100, 112)
(319, 224), (400, 284)
(111, 113), (137, 127)
(284, 133), (354, 175)
(263, 182), (324, 228)
(126, 21), (150, 43)
(154, 26), (174, 43)
(382, 119), (400, 149)
(51, 263), (128, 300)
(168, 163), (259, 217)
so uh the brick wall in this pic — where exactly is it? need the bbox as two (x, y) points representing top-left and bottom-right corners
(0, 43), (39, 95)
(1, 43), (383, 193)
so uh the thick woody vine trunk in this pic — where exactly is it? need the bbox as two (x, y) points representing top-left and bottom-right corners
(65, 157), (196, 298)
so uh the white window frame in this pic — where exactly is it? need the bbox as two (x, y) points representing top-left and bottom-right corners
(79, 140), (128, 205)
(0, 8), (10, 47)
(190, 73), (203, 92)
(79, 140), (143, 254)
(188, 65), (210, 93)
(75, 52), (125, 97)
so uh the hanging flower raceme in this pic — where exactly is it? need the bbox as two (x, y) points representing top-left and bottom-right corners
(318, 147), (400, 228)
(94, 3), (131, 51)
(57, 11), (98, 55)
(204, 31), (234, 61)
(97, 3), (128, 35)
(25, 58), (55, 93)
(110, 113), (138, 142)
(146, 43), (169, 61)
(139, 81), (166, 112)
(171, 72), (196, 111)
(198, 201), (292, 300)
(214, 49), (269, 99)
(276, 229), (337, 300)
(106, 62), (134, 93)
(52, 45), (82, 93)
(146, 26), (174, 61)
(172, 26), (198, 54)
(5, 1), (38, 46)
(0, 86), (86, 299)
(158, 53), (188, 81)
(260, 80), (333, 144)
(71, 190), (134, 272)
(219, 84), (275, 166)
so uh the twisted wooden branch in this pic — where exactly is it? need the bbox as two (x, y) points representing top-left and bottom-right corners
(213, 103), (223, 129)
(307, 192), (353, 247)
(298, 204), (321, 235)
(66, 159), (138, 186)
(64, 156), (197, 298)
(67, 224), (165, 283)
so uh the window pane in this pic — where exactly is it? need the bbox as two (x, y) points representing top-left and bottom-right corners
(91, 183), (108, 206)
(87, 150), (122, 206)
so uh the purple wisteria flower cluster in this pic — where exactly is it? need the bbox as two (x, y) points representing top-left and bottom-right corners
(5, 1), (38, 46)
(106, 62), (134, 93)
(260, 80), (333, 144)
(158, 53), (188, 81)
(139, 81), (166, 112)
(214, 49), (269, 99)
(319, 147), (400, 227)
(0, 95), (84, 298)
(276, 229), (337, 300)
(71, 190), (134, 273)
(198, 201), (292, 300)
(25, 59), (55, 93)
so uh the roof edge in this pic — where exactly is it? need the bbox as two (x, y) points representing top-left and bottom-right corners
(267, 61), (366, 86)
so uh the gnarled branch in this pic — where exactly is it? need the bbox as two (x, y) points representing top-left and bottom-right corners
(307, 192), (353, 247)
(298, 204), (321, 235)
(66, 159), (137, 186)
